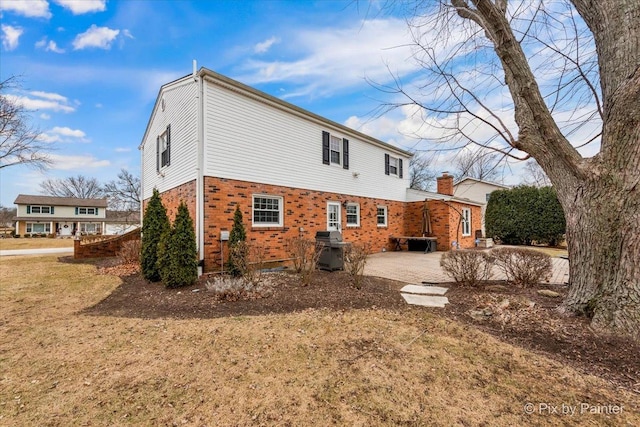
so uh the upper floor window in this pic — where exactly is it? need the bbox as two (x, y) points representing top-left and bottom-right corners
(384, 154), (403, 178)
(461, 208), (471, 236)
(322, 131), (349, 169)
(252, 195), (283, 227)
(77, 207), (97, 215)
(28, 205), (52, 214)
(157, 124), (171, 171)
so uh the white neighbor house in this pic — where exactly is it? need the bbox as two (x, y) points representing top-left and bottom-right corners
(453, 177), (510, 236)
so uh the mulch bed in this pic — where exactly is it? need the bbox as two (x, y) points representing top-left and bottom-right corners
(76, 257), (640, 394)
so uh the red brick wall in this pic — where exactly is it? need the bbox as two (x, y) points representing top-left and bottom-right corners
(427, 200), (482, 250)
(201, 177), (407, 272)
(73, 228), (141, 259)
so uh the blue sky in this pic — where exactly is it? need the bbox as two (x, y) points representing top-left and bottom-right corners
(0, 0), (600, 207)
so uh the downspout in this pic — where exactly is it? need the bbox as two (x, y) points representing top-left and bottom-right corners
(195, 61), (205, 274)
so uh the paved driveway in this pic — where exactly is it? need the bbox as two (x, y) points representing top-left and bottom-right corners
(364, 251), (570, 285)
(0, 247), (73, 256)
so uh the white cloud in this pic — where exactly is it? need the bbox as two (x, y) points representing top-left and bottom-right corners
(115, 147), (131, 153)
(36, 37), (65, 53)
(254, 36), (280, 54)
(54, 0), (106, 15)
(0, 0), (51, 18)
(7, 92), (75, 113)
(1, 25), (23, 51)
(72, 24), (120, 50)
(49, 154), (110, 170)
(237, 18), (419, 99)
(40, 113), (51, 120)
(38, 126), (88, 143)
(51, 126), (86, 138)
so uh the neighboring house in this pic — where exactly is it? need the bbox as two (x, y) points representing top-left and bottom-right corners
(14, 195), (108, 237)
(140, 67), (482, 273)
(453, 177), (510, 236)
(105, 210), (141, 235)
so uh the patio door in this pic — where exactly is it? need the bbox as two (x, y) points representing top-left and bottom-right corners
(327, 202), (341, 231)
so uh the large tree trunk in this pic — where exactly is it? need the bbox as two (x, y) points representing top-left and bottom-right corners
(448, 0), (640, 338)
(558, 177), (640, 339)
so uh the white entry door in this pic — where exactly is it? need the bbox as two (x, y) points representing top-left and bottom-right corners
(327, 202), (341, 231)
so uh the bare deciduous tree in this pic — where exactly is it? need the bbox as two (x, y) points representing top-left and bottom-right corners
(454, 151), (500, 182)
(377, 1), (640, 337)
(0, 205), (16, 227)
(103, 168), (140, 211)
(409, 151), (437, 191)
(0, 77), (51, 170)
(40, 175), (104, 199)
(521, 159), (551, 188)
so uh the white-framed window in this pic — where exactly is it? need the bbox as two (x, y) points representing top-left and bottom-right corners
(29, 206), (52, 214)
(376, 206), (388, 227)
(461, 208), (471, 236)
(26, 223), (51, 234)
(157, 124), (171, 170)
(252, 195), (283, 227)
(80, 223), (101, 234)
(388, 156), (399, 175)
(346, 203), (360, 227)
(330, 135), (341, 165)
(78, 207), (97, 215)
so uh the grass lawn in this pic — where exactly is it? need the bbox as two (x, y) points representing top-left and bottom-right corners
(0, 238), (75, 250)
(0, 256), (637, 426)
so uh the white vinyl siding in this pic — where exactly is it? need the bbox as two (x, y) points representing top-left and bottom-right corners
(141, 77), (198, 200)
(462, 208), (471, 236)
(252, 195), (283, 227)
(203, 80), (410, 201)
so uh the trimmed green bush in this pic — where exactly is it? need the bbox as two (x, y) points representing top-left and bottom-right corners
(141, 188), (170, 282)
(492, 247), (552, 287)
(440, 250), (494, 286)
(159, 201), (198, 288)
(226, 205), (247, 276)
(486, 185), (565, 245)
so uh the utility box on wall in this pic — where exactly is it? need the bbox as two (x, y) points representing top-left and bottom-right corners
(220, 231), (229, 241)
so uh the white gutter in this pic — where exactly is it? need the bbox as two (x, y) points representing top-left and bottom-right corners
(196, 63), (205, 272)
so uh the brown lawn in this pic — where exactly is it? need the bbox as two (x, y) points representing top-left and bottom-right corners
(0, 238), (75, 250)
(0, 255), (637, 426)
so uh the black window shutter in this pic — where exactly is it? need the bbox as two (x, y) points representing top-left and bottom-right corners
(166, 124), (171, 167)
(51, 206), (54, 214)
(95, 208), (99, 215)
(384, 154), (390, 175)
(27, 205), (31, 214)
(399, 159), (403, 178)
(343, 138), (349, 170)
(75, 207), (79, 215)
(156, 136), (160, 172)
(322, 131), (330, 165)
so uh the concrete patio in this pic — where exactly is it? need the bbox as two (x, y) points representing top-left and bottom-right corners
(364, 250), (570, 285)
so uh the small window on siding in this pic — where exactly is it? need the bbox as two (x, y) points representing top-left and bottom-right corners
(385, 154), (403, 178)
(346, 203), (360, 227)
(252, 195), (283, 227)
(157, 124), (171, 170)
(461, 208), (471, 236)
(322, 131), (349, 169)
(376, 206), (388, 227)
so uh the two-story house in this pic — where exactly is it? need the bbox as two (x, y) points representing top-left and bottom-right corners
(13, 195), (107, 237)
(140, 67), (482, 273)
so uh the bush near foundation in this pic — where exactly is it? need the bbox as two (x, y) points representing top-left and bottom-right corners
(492, 247), (551, 287)
(344, 243), (370, 289)
(141, 188), (170, 282)
(158, 201), (198, 288)
(226, 205), (247, 277)
(440, 250), (494, 286)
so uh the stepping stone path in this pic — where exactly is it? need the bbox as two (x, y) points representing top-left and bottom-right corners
(400, 285), (449, 308)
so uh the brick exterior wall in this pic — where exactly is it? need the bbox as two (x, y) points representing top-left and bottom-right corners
(201, 177), (408, 272)
(73, 228), (141, 259)
(142, 177), (483, 273)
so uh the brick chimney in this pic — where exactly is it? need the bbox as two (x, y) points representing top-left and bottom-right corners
(436, 172), (454, 196)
